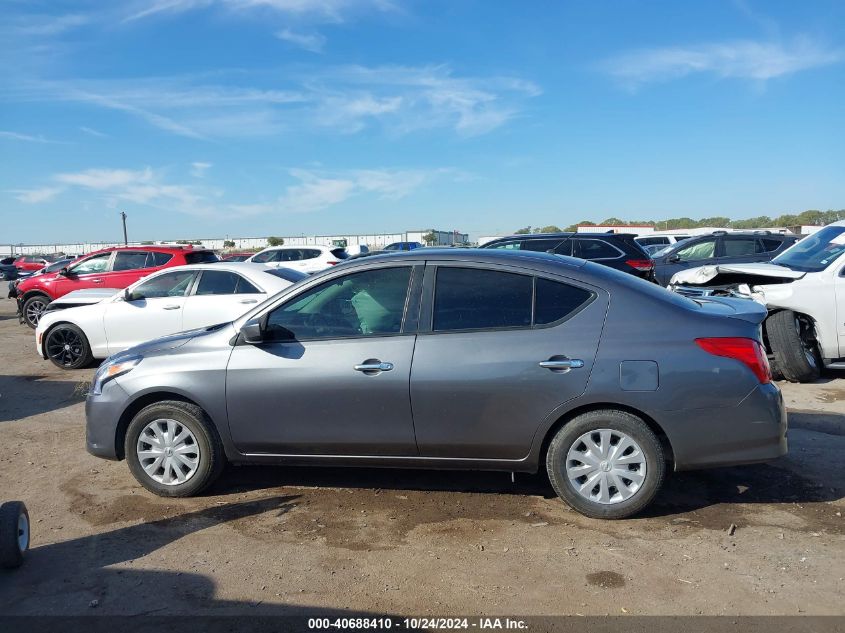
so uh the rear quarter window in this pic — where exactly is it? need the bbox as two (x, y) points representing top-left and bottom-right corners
(574, 239), (623, 260)
(534, 278), (594, 325)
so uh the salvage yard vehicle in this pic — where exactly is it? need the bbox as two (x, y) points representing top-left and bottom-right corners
(36, 263), (304, 369)
(246, 245), (349, 273)
(85, 249), (786, 519)
(481, 232), (657, 281)
(652, 231), (799, 286)
(13, 245), (219, 328)
(13, 255), (55, 272)
(669, 221), (845, 383)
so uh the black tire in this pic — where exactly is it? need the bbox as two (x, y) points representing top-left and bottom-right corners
(44, 323), (94, 370)
(0, 501), (30, 569)
(546, 410), (665, 519)
(766, 310), (821, 383)
(125, 400), (226, 498)
(22, 294), (50, 329)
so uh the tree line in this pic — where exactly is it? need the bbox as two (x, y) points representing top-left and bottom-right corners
(514, 209), (845, 235)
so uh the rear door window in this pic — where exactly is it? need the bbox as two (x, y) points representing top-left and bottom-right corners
(195, 270), (240, 295)
(433, 268), (532, 331)
(302, 249), (322, 260)
(184, 251), (219, 264)
(112, 251), (150, 271)
(151, 252), (174, 266)
(761, 238), (784, 253)
(722, 237), (760, 257)
(573, 239), (622, 260)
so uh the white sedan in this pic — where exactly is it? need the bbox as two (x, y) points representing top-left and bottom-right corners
(35, 263), (304, 369)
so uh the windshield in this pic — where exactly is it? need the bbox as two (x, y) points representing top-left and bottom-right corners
(772, 226), (845, 272)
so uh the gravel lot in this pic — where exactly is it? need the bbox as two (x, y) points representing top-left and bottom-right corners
(0, 299), (842, 616)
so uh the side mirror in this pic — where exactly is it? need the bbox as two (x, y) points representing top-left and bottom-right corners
(668, 255), (681, 263)
(124, 289), (136, 302)
(58, 267), (70, 276)
(240, 317), (265, 344)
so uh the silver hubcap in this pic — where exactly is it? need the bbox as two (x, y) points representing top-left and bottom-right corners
(136, 419), (200, 486)
(17, 513), (29, 552)
(566, 429), (647, 505)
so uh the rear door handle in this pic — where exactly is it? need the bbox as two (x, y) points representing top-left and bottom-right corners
(91, 279), (103, 284)
(539, 358), (584, 371)
(163, 305), (181, 310)
(354, 360), (394, 373)
(239, 299), (258, 304)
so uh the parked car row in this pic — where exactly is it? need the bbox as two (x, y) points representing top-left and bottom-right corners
(668, 221), (845, 383)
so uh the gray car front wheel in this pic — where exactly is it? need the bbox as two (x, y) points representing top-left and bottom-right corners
(125, 400), (226, 497)
(546, 410), (665, 519)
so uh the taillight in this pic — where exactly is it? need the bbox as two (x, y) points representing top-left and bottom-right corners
(695, 337), (772, 384)
(625, 259), (655, 271)
(327, 261), (339, 266)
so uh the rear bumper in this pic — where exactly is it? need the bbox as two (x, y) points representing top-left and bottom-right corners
(668, 382), (787, 470)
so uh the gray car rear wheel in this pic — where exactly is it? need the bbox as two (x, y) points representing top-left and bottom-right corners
(546, 409), (665, 519)
(125, 400), (226, 497)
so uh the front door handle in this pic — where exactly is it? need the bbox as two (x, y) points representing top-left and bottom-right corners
(354, 360), (394, 373)
(163, 304), (180, 310)
(539, 358), (584, 372)
(239, 299), (258, 304)
(91, 279), (103, 284)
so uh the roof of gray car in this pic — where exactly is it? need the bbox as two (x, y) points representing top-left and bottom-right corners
(345, 247), (589, 270)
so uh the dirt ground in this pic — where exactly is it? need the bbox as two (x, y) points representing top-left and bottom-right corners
(0, 299), (842, 617)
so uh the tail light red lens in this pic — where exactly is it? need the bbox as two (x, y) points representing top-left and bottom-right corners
(695, 337), (772, 384)
(327, 261), (339, 266)
(625, 259), (655, 271)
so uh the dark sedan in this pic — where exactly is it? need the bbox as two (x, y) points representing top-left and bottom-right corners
(85, 249), (785, 519)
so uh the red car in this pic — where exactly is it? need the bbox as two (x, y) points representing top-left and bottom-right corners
(219, 252), (253, 262)
(14, 255), (54, 272)
(14, 245), (219, 328)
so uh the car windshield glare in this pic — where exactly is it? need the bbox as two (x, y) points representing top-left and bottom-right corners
(772, 226), (845, 272)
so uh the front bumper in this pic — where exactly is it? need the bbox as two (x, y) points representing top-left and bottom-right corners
(85, 378), (130, 460)
(669, 382), (787, 470)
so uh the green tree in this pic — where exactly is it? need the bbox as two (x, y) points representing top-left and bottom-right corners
(421, 231), (438, 246)
(514, 226), (532, 234)
(141, 240), (154, 245)
(267, 236), (285, 247)
(537, 225), (563, 233)
(223, 240), (236, 248)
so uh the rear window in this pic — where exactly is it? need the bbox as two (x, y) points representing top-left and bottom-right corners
(265, 268), (308, 283)
(433, 268), (533, 331)
(184, 251), (219, 264)
(330, 248), (349, 260)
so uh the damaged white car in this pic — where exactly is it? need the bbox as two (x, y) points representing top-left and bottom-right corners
(669, 221), (845, 382)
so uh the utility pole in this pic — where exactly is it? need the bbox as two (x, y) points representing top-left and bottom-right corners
(120, 212), (128, 245)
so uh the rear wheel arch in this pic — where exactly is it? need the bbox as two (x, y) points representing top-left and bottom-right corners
(538, 403), (675, 472)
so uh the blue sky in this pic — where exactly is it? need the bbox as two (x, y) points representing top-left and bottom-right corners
(1, 0), (843, 243)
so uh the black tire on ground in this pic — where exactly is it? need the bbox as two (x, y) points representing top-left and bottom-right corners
(765, 310), (821, 383)
(22, 294), (50, 329)
(546, 409), (666, 520)
(44, 323), (94, 370)
(0, 501), (30, 569)
(125, 400), (226, 498)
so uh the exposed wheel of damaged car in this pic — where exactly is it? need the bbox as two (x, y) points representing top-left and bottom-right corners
(44, 323), (94, 369)
(85, 249), (787, 519)
(546, 410), (665, 519)
(765, 310), (821, 383)
(124, 400), (226, 497)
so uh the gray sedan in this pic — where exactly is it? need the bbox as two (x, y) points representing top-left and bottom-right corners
(85, 249), (786, 519)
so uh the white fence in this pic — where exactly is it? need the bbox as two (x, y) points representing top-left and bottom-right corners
(0, 230), (470, 257)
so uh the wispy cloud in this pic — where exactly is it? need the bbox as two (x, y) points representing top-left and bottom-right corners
(50, 167), (219, 217)
(124, 0), (396, 23)
(191, 161), (212, 177)
(603, 37), (843, 88)
(80, 126), (108, 138)
(10, 187), (64, 204)
(0, 130), (63, 144)
(275, 28), (326, 53)
(10, 13), (91, 36)
(4, 65), (539, 139)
